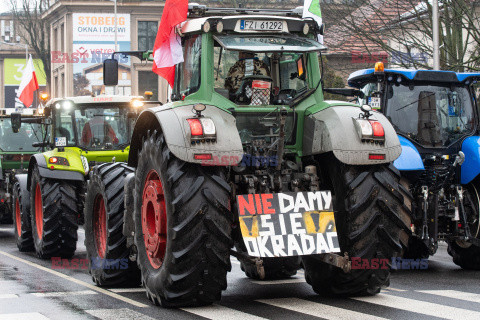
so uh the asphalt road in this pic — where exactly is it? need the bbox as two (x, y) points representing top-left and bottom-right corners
(1, 224), (479, 320)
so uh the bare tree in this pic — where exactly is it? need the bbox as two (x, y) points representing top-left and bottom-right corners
(9, 0), (51, 89)
(325, 0), (480, 72)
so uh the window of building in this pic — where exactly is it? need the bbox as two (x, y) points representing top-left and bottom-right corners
(137, 21), (158, 51)
(138, 71), (158, 100)
(60, 73), (65, 97)
(61, 23), (64, 53)
(53, 28), (57, 51)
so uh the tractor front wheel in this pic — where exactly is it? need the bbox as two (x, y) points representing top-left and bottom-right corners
(84, 162), (140, 286)
(12, 182), (34, 251)
(134, 131), (233, 307)
(30, 166), (79, 259)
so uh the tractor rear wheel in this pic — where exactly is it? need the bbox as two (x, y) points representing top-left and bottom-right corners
(303, 158), (412, 296)
(30, 166), (79, 259)
(447, 182), (480, 270)
(84, 163), (140, 286)
(12, 182), (34, 251)
(134, 131), (232, 307)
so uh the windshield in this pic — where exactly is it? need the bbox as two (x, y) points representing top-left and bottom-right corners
(385, 84), (475, 147)
(54, 104), (133, 150)
(214, 44), (309, 105)
(0, 117), (44, 152)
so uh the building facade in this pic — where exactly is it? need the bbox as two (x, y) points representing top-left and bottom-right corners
(42, 1), (169, 102)
(0, 12), (47, 108)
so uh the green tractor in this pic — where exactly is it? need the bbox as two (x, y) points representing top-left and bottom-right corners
(90, 5), (412, 306)
(0, 109), (45, 225)
(11, 95), (159, 258)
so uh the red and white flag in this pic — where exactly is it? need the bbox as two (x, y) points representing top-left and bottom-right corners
(152, 0), (188, 88)
(17, 56), (39, 108)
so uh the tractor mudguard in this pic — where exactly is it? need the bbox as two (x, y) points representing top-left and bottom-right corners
(303, 106), (401, 165)
(26, 154), (84, 191)
(14, 174), (28, 193)
(393, 136), (425, 171)
(461, 136), (480, 184)
(128, 104), (243, 167)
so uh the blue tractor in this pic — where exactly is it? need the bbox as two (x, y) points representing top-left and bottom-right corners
(346, 64), (480, 269)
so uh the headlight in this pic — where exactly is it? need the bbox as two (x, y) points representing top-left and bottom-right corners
(81, 155), (89, 175)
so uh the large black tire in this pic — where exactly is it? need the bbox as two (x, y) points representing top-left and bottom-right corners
(12, 182), (34, 251)
(84, 162), (141, 286)
(134, 131), (233, 307)
(303, 159), (412, 296)
(447, 182), (480, 270)
(239, 256), (301, 280)
(30, 166), (80, 259)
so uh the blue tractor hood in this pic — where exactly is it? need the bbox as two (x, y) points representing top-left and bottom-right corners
(348, 68), (480, 88)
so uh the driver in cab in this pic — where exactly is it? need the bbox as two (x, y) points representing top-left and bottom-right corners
(225, 51), (270, 95)
(81, 111), (119, 147)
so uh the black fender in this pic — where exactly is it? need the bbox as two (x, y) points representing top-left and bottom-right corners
(128, 104), (243, 167)
(27, 154), (84, 191)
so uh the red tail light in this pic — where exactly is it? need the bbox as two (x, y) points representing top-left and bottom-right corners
(369, 121), (385, 137)
(187, 119), (203, 136)
(194, 153), (212, 160)
(369, 154), (386, 160)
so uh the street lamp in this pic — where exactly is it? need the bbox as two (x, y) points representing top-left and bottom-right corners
(0, 41), (28, 63)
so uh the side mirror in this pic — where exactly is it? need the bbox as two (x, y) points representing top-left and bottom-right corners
(11, 113), (21, 133)
(103, 58), (118, 86)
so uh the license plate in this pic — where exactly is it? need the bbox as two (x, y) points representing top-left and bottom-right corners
(237, 191), (340, 257)
(370, 97), (381, 110)
(55, 137), (67, 147)
(240, 20), (283, 31)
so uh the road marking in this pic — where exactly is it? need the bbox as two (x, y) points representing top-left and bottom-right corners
(0, 250), (148, 308)
(0, 294), (18, 299)
(85, 308), (155, 320)
(250, 278), (306, 285)
(257, 297), (387, 320)
(418, 290), (480, 303)
(354, 293), (480, 320)
(109, 288), (145, 293)
(181, 304), (268, 320)
(0, 313), (49, 320)
(31, 290), (97, 297)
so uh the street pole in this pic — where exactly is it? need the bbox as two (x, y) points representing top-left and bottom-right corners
(432, 0), (440, 70)
(114, 0), (118, 95)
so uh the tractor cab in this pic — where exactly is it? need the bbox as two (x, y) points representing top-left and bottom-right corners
(348, 66), (480, 150)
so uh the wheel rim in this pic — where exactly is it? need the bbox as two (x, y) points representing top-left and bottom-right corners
(457, 183), (480, 248)
(93, 194), (107, 258)
(34, 184), (43, 240)
(15, 198), (21, 237)
(141, 169), (167, 269)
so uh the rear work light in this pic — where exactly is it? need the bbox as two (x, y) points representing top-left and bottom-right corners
(353, 118), (385, 143)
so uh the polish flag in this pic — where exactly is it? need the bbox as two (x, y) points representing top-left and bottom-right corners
(152, 0), (188, 88)
(17, 56), (39, 108)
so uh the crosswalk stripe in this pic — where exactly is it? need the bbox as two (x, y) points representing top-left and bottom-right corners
(0, 294), (18, 299)
(354, 293), (480, 320)
(181, 304), (268, 320)
(109, 288), (146, 293)
(0, 313), (49, 320)
(31, 290), (97, 297)
(418, 290), (480, 303)
(250, 278), (306, 285)
(257, 297), (387, 320)
(85, 308), (156, 320)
